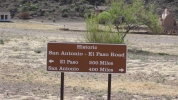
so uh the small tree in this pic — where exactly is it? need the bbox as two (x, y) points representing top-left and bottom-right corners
(85, 0), (162, 43)
(20, 11), (30, 19)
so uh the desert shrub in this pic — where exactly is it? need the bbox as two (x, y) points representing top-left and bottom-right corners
(48, 17), (52, 20)
(134, 4), (162, 34)
(74, 6), (80, 11)
(24, 2), (30, 6)
(44, 12), (49, 17)
(62, 7), (68, 13)
(47, 9), (54, 13)
(20, 0), (28, 4)
(85, 14), (124, 43)
(58, 6), (68, 13)
(74, 5), (85, 12)
(58, 6), (63, 12)
(20, 11), (30, 19)
(20, 6), (26, 12)
(84, 0), (162, 44)
(60, 0), (73, 4)
(39, 10), (45, 16)
(70, 4), (75, 8)
(79, 0), (89, 4)
(34, 49), (42, 53)
(29, 4), (39, 11)
(55, 5), (59, 9)
(84, 9), (94, 17)
(62, 12), (68, 17)
(84, 4), (93, 9)
(78, 13), (85, 17)
(164, 0), (174, 3)
(78, 5), (85, 12)
(0, 39), (4, 44)
(30, 11), (37, 16)
(69, 8), (76, 18)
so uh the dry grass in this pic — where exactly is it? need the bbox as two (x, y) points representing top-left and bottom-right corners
(0, 20), (178, 99)
(0, 21), (59, 30)
(65, 78), (178, 96)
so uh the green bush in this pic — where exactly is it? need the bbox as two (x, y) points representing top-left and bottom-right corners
(48, 17), (52, 20)
(34, 49), (42, 53)
(84, 9), (94, 18)
(84, 4), (93, 9)
(85, 15), (124, 43)
(164, 0), (174, 3)
(62, 12), (68, 17)
(29, 4), (39, 11)
(70, 4), (75, 8)
(30, 11), (37, 16)
(58, 6), (69, 13)
(84, 0), (162, 44)
(0, 39), (4, 44)
(24, 2), (30, 6)
(20, 11), (30, 19)
(20, 0), (28, 4)
(44, 12), (49, 17)
(20, 6), (26, 12)
(74, 6), (80, 11)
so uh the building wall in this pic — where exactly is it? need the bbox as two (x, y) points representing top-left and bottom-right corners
(162, 15), (175, 30)
(0, 12), (11, 21)
(94, 10), (104, 16)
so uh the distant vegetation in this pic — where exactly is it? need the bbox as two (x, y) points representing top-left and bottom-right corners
(84, 0), (162, 44)
(0, 0), (177, 20)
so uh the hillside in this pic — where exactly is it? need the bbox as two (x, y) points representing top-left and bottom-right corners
(0, 0), (178, 21)
(146, 0), (178, 19)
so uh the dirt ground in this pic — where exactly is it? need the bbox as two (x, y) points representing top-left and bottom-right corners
(0, 19), (178, 100)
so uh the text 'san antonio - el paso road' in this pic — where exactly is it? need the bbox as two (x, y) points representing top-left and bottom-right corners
(48, 44), (125, 57)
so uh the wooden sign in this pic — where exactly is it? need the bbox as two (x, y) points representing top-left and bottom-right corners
(47, 42), (127, 73)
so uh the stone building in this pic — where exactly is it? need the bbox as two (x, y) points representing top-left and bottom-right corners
(93, 6), (109, 15)
(0, 8), (11, 22)
(159, 9), (178, 34)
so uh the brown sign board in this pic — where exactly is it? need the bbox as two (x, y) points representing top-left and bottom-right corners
(47, 42), (127, 73)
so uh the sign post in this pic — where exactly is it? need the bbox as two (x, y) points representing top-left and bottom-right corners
(108, 74), (111, 100)
(60, 72), (64, 100)
(47, 42), (127, 100)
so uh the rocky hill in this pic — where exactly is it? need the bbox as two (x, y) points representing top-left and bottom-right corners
(146, 0), (178, 19)
(0, 0), (178, 21)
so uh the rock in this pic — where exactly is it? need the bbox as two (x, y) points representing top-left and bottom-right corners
(133, 95), (143, 99)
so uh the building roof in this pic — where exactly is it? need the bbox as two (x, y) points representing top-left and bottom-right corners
(94, 6), (109, 11)
(0, 8), (9, 12)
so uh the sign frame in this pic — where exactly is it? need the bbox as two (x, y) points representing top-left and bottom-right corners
(46, 42), (127, 74)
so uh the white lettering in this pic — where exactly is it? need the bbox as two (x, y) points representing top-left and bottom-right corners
(96, 52), (109, 56)
(67, 60), (78, 64)
(110, 52), (125, 57)
(61, 51), (83, 56)
(89, 68), (98, 72)
(100, 68), (113, 72)
(48, 66), (58, 70)
(89, 61), (98, 65)
(60, 59), (65, 64)
(100, 61), (113, 65)
(88, 52), (94, 56)
(77, 45), (97, 49)
(59, 67), (79, 71)
(49, 51), (59, 55)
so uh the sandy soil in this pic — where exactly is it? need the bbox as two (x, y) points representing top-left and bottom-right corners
(0, 19), (178, 100)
